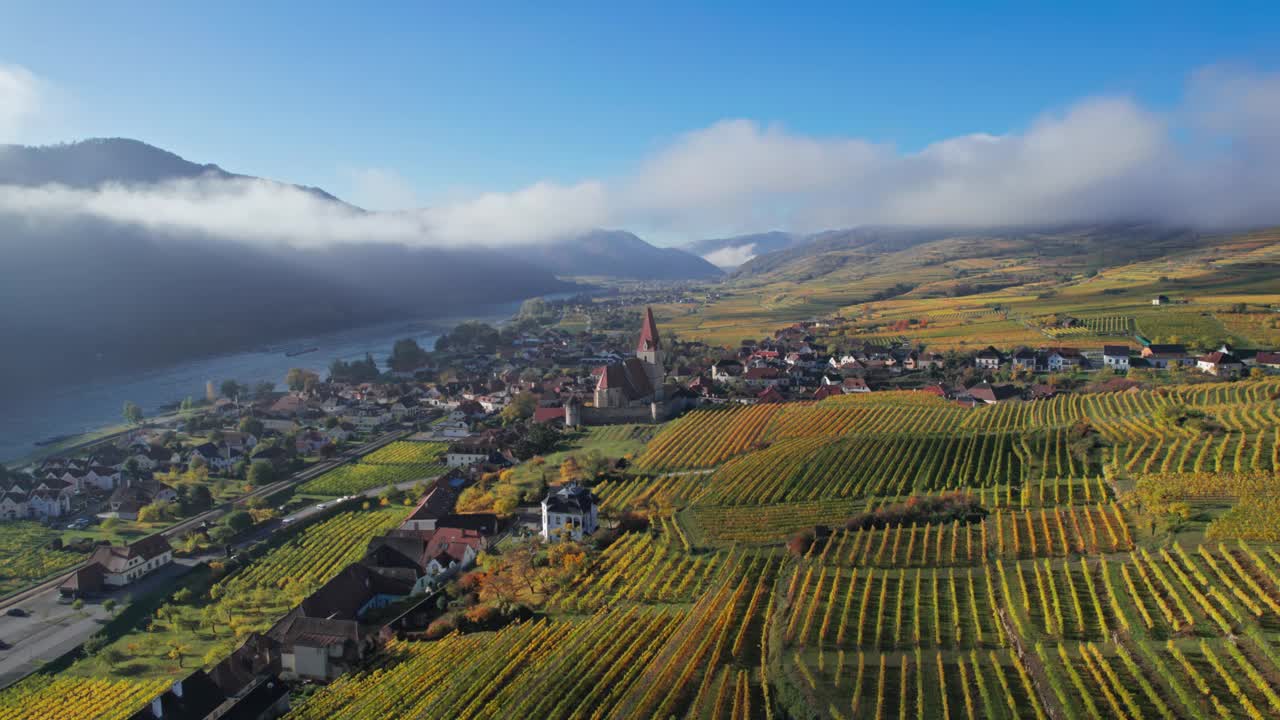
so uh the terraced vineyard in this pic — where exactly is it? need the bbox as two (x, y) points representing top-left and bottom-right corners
(0, 522), (85, 596)
(612, 379), (1280, 718)
(213, 507), (410, 632)
(13, 379), (1279, 719)
(300, 440), (446, 495)
(288, 549), (782, 720)
(1042, 315), (1133, 338)
(632, 403), (785, 472)
(0, 676), (172, 720)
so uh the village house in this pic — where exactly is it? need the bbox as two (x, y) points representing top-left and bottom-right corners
(1197, 350), (1244, 378)
(541, 483), (598, 542)
(345, 407), (395, 432)
(294, 429), (331, 455)
(967, 382), (1021, 405)
(1141, 344), (1187, 369)
(756, 386), (785, 404)
(398, 480), (462, 532)
(711, 360), (744, 383)
(974, 346), (1004, 370)
(219, 431), (258, 453)
(445, 442), (497, 467)
(742, 366), (786, 388)
(268, 574), (401, 682)
(1043, 347), (1086, 372)
(1010, 348), (1038, 372)
(0, 474), (74, 520)
(1103, 345), (1131, 371)
(841, 376), (871, 393)
(1254, 351), (1280, 370)
(811, 384), (844, 401)
(59, 535), (173, 597)
(364, 525), (488, 595)
(432, 419), (471, 438)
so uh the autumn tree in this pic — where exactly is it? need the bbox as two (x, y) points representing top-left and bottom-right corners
(122, 401), (144, 425)
(285, 367), (320, 392)
(559, 456), (582, 484)
(501, 392), (539, 424)
(167, 641), (191, 668)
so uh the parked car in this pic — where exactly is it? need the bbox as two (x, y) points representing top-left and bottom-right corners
(5, 608), (27, 618)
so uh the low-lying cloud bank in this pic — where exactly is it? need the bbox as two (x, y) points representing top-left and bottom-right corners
(702, 243), (760, 268)
(0, 176), (610, 249)
(3, 63), (1280, 248)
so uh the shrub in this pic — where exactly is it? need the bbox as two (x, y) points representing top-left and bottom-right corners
(787, 529), (817, 557)
(844, 492), (987, 531)
(425, 614), (458, 640)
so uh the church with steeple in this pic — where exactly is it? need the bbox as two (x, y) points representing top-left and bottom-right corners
(572, 307), (689, 425)
(593, 307), (665, 409)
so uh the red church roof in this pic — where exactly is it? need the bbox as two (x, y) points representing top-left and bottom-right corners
(636, 307), (660, 353)
(595, 358), (654, 401)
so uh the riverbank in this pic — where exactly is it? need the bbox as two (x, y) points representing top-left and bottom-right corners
(2, 294), (569, 463)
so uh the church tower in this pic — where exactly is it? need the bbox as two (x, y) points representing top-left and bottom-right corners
(636, 307), (665, 401)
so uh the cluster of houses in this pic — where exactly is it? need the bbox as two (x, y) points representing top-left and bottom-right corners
(4, 431), (253, 523)
(973, 342), (1279, 379)
(127, 478), (499, 720)
(127, 471), (599, 719)
(2, 453), (134, 521)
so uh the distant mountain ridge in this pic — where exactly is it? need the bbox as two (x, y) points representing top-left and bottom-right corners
(683, 231), (797, 268)
(0, 137), (342, 202)
(512, 229), (723, 280)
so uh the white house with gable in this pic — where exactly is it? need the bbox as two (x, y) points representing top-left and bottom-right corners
(540, 483), (598, 542)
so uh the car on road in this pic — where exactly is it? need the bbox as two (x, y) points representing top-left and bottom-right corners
(0, 640), (10, 650)
(5, 608), (27, 618)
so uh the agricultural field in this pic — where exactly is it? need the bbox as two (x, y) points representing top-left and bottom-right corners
(273, 230), (1280, 717)
(632, 403), (785, 472)
(0, 676), (172, 720)
(1132, 308), (1246, 348)
(1217, 311), (1280, 346)
(300, 440), (445, 495)
(17, 380), (1272, 720)
(0, 522), (85, 596)
(570, 378), (1280, 718)
(277, 377), (1280, 718)
(288, 548), (781, 720)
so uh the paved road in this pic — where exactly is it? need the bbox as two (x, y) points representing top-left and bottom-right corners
(0, 559), (196, 688)
(0, 429), (410, 690)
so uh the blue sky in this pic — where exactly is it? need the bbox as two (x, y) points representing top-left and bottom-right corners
(2, 3), (1279, 246)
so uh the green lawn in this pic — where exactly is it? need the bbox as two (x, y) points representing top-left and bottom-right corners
(503, 424), (658, 495)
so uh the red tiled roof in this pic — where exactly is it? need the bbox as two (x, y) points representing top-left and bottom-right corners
(812, 384), (843, 400)
(594, 358), (654, 401)
(636, 307), (660, 353)
(756, 386), (784, 403)
(532, 407), (565, 424)
(1199, 351), (1241, 365)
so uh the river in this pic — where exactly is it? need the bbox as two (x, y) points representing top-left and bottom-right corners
(0, 299), (535, 463)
